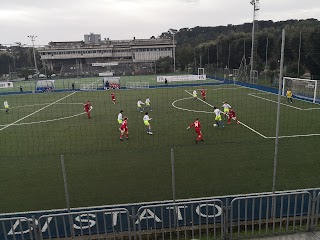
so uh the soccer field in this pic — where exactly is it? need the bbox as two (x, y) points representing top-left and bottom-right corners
(0, 83), (320, 214)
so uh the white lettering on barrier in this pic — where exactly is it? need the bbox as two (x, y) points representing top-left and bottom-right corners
(7, 217), (53, 235)
(104, 210), (127, 227)
(166, 206), (188, 220)
(73, 214), (96, 230)
(195, 204), (222, 218)
(135, 209), (162, 224)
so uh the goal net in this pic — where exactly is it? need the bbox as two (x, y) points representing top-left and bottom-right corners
(103, 77), (120, 89)
(282, 77), (319, 103)
(35, 80), (55, 92)
(126, 82), (150, 89)
(198, 68), (205, 75)
(80, 83), (98, 91)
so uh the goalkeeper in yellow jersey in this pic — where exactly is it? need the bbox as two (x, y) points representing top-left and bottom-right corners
(286, 89), (293, 103)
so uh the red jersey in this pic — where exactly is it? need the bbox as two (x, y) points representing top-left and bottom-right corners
(201, 89), (206, 96)
(111, 93), (115, 99)
(84, 102), (91, 111)
(189, 120), (201, 130)
(120, 120), (128, 130)
(228, 109), (236, 118)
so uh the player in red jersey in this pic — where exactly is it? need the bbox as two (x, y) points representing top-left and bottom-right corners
(111, 92), (116, 104)
(119, 117), (129, 141)
(187, 118), (203, 144)
(201, 88), (206, 101)
(83, 100), (92, 119)
(227, 108), (240, 124)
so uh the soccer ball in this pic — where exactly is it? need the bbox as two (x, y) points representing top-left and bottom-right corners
(213, 124), (217, 127)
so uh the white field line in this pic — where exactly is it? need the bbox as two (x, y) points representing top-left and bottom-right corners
(172, 97), (215, 114)
(184, 90), (268, 139)
(194, 87), (244, 91)
(0, 102), (83, 111)
(265, 133), (320, 139)
(248, 93), (303, 110)
(0, 92), (76, 132)
(248, 93), (320, 111)
(241, 85), (320, 108)
(237, 120), (268, 139)
(0, 112), (85, 127)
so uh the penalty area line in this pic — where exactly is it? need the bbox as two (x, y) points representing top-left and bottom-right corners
(265, 133), (320, 139)
(0, 92), (77, 132)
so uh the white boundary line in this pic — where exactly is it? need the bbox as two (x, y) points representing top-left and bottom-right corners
(248, 93), (320, 111)
(0, 112), (85, 127)
(184, 90), (268, 138)
(0, 102), (83, 111)
(266, 133), (320, 139)
(0, 92), (76, 132)
(242, 85), (320, 108)
(248, 93), (304, 110)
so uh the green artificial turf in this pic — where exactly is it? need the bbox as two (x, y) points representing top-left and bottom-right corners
(0, 84), (319, 213)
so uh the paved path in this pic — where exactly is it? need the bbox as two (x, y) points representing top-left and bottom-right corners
(252, 231), (320, 240)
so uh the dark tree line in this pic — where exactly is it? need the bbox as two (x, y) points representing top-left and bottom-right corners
(162, 19), (320, 79)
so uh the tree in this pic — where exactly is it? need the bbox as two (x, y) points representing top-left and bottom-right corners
(156, 56), (172, 73)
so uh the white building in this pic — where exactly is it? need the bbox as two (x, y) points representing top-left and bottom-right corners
(39, 33), (175, 76)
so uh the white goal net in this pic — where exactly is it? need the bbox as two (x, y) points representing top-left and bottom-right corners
(126, 82), (150, 89)
(35, 80), (55, 92)
(282, 77), (319, 103)
(80, 83), (98, 91)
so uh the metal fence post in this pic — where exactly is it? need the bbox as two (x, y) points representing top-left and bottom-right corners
(60, 155), (75, 238)
(32, 215), (40, 240)
(170, 148), (176, 203)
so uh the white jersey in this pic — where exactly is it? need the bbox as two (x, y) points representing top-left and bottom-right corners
(214, 108), (222, 117)
(222, 103), (231, 110)
(117, 113), (123, 121)
(143, 115), (151, 121)
(4, 101), (9, 108)
(137, 100), (144, 107)
(145, 98), (150, 105)
(193, 90), (197, 96)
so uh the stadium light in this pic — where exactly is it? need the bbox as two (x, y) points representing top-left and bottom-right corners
(168, 29), (177, 73)
(27, 35), (39, 76)
(250, 0), (260, 83)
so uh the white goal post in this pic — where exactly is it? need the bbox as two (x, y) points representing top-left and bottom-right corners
(126, 82), (150, 89)
(282, 77), (318, 103)
(80, 83), (98, 91)
(198, 68), (205, 75)
(35, 80), (55, 92)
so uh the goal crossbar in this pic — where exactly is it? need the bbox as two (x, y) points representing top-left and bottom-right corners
(282, 77), (318, 103)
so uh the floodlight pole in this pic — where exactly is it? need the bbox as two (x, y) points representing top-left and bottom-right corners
(169, 29), (177, 73)
(28, 35), (39, 75)
(250, 0), (259, 83)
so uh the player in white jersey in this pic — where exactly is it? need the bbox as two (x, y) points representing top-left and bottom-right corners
(137, 99), (145, 112)
(117, 110), (123, 125)
(213, 107), (224, 128)
(145, 97), (152, 111)
(4, 100), (9, 113)
(192, 90), (197, 101)
(143, 112), (153, 134)
(222, 102), (231, 120)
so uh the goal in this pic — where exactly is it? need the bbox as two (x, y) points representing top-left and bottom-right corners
(35, 80), (55, 92)
(126, 82), (150, 89)
(282, 77), (319, 103)
(80, 83), (98, 91)
(198, 68), (205, 75)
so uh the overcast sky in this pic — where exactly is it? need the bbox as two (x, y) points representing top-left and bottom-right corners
(1, 0), (319, 46)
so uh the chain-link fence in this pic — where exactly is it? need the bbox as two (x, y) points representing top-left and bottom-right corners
(0, 29), (319, 218)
